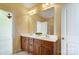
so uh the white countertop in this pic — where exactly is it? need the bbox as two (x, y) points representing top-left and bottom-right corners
(20, 33), (58, 42)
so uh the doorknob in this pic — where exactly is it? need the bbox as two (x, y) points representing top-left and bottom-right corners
(62, 37), (64, 40)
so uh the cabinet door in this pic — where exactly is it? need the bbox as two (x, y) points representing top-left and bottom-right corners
(33, 39), (41, 55)
(21, 36), (29, 51)
(41, 46), (53, 55)
(41, 40), (54, 55)
(21, 36), (26, 51)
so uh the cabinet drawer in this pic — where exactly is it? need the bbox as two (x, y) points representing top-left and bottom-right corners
(41, 40), (54, 47)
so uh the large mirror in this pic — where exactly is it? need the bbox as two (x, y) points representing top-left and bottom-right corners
(33, 7), (54, 35)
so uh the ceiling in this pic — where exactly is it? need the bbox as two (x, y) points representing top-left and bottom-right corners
(37, 7), (54, 19)
(23, 3), (38, 9)
(0, 3), (54, 19)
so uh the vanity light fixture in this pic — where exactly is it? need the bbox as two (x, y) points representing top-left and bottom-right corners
(42, 3), (54, 10)
(28, 9), (37, 15)
(42, 3), (50, 8)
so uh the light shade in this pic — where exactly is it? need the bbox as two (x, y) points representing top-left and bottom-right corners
(28, 9), (37, 15)
(42, 3), (54, 10)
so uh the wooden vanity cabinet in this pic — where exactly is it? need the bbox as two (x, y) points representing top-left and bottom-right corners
(21, 36), (56, 55)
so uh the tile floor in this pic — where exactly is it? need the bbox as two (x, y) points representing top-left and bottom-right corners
(14, 51), (30, 55)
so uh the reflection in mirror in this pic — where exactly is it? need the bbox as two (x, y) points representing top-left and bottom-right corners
(35, 7), (54, 35)
(36, 21), (47, 35)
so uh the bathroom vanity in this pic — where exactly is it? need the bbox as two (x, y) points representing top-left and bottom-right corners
(20, 34), (58, 55)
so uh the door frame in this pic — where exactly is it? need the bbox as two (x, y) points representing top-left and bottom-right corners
(61, 7), (68, 55)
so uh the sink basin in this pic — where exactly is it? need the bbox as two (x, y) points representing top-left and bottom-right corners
(48, 35), (58, 39)
(33, 34), (58, 40)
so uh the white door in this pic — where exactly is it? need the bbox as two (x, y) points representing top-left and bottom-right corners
(61, 3), (79, 55)
(61, 6), (67, 55)
(0, 10), (12, 54)
(66, 4), (79, 55)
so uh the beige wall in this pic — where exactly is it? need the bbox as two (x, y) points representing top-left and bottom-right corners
(54, 4), (62, 55)
(47, 17), (54, 35)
